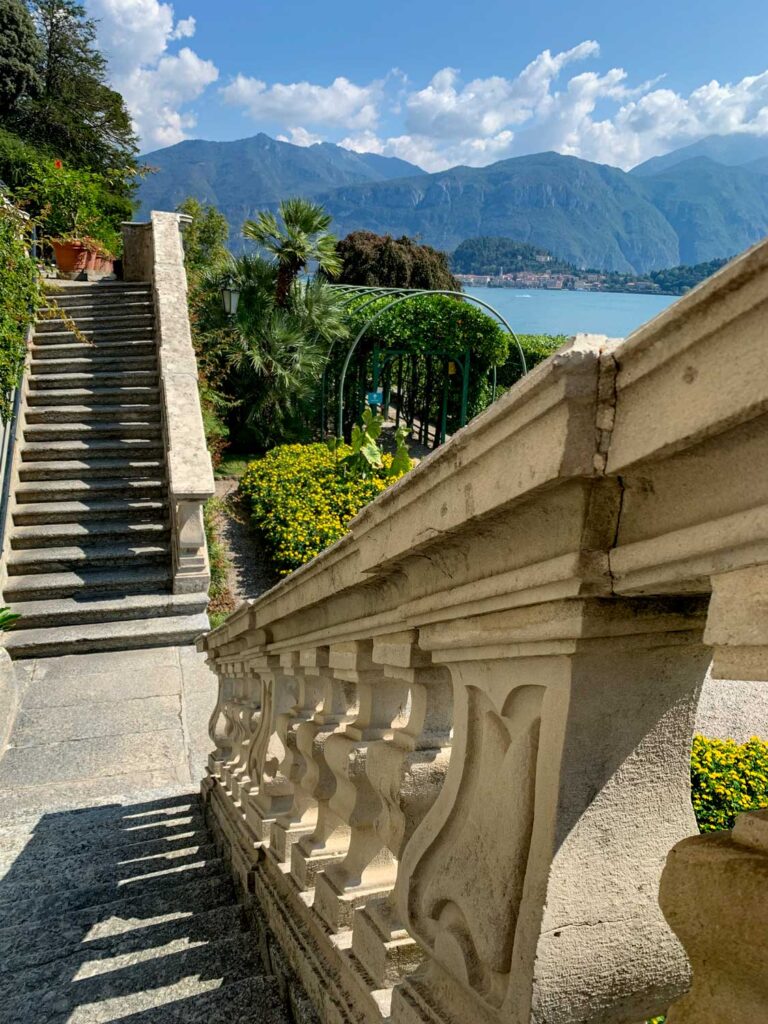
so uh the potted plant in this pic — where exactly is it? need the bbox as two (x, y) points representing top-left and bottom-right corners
(21, 160), (120, 276)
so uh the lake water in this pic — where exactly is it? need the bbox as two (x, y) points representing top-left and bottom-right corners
(465, 286), (677, 338)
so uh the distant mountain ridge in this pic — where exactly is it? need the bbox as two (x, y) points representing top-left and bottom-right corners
(137, 132), (768, 273)
(138, 133), (424, 235)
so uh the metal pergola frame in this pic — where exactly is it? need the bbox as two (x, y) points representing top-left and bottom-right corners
(321, 285), (528, 439)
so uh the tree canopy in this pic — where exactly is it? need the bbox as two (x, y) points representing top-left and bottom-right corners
(8, 0), (137, 181)
(0, 0), (42, 118)
(177, 197), (230, 280)
(334, 231), (459, 290)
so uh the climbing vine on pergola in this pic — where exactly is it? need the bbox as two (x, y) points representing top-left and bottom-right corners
(321, 285), (528, 445)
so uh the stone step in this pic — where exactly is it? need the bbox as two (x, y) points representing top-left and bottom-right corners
(12, 497), (165, 525)
(35, 312), (154, 333)
(11, 520), (167, 548)
(31, 356), (157, 376)
(1, 933), (271, 1024)
(2, 590), (205, 629)
(0, 849), (227, 932)
(7, 542), (170, 575)
(14, 477), (165, 504)
(2, 565), (171, 601)
(0, 838), (220, 906)
(26, 387), (159, 407)
(40, 298), (153, 315)
(25, 404), (160, 425)
(20, 438), (163, 460)
(101, 974), (289, 1024)
(0, 794), (202, 845)
(31, 341), (155, 361)
(0, 901), (242, 980)
(4, 610), (209, 658)
(28, 370), (158, 391)
(23, 421), (160, 442)
(18, 458), (165, 481)
(34, 324), (155, 342)
(0, 819), (215, 876)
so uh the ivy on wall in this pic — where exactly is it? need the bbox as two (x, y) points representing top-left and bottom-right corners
(0, 202), (38, 420)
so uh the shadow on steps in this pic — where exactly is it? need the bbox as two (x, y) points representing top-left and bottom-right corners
(0, 793), (290, 1024)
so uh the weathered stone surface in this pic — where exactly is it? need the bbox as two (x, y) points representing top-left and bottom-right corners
(11, 693), (182, 745)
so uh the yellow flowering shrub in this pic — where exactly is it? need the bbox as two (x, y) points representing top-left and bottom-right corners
(240, 442), (410, 575)
(691, 734), (768, 832)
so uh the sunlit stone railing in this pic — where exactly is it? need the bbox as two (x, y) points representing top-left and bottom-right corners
(199, 235), (768, 1024)
(123, 212), (214, 593)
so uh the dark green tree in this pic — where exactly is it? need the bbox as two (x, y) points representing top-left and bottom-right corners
(0, 0), (42, 117)
(11, 0), (137, 179)
(177, 197), (230, 280)
(334, 231), (460, 290)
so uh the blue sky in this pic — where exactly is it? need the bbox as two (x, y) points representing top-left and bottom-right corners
(86, 0), (768, 170)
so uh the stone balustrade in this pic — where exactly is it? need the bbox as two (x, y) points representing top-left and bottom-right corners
(122, 212), (214, 594)
(199, 235), (768, 1024)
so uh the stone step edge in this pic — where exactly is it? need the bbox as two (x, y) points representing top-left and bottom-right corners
(5, 610), (210, 658)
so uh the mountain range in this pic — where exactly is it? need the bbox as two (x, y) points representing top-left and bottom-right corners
(137, 133), (768, 274)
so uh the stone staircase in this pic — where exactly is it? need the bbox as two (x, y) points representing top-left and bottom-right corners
(3, 281), (209, 658)
(0, 792), (290, 1024)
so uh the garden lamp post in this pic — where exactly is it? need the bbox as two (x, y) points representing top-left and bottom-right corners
(221, 276), (240, 317)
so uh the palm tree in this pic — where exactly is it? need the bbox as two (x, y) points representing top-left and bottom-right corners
(242, 197), (342, 308)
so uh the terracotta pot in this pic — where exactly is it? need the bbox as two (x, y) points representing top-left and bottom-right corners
(52, 240), (114, 276)
(51, 239), (91, 273)
(86, 250), (114, 275)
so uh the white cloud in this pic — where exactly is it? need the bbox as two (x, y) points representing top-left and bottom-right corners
(265, 44), (768, 173)
(221, 75), (380, 131)
(86, 0), (218, 148)
(277, 127), (324, 147)
(170, 15), (195, 39)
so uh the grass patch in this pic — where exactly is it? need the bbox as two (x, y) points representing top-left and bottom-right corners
(215, 452), (261, 479)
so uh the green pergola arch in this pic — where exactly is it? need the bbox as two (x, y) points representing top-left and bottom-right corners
(323, 284), (528, 439)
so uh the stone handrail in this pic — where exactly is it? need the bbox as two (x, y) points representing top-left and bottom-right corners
(122, 213), (214, 594)
(198, 235), (768, 1024)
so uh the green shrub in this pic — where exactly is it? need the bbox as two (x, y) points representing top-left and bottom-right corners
(240, 441), (409, 575)
(16, 157), (128, 256)
(691, 734), (768, 832)
(0, 201), (39, 420)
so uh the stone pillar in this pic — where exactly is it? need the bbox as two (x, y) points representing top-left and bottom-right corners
(391, 597), (710, 1024)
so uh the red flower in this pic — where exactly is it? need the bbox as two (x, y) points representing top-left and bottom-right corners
(53, 159), (63, 169)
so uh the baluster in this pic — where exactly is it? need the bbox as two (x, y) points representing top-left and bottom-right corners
(290, 653), (359, 892)
(237, 655), (298, 843)
(206, 672), (235, 778)
(350, 631), (453, 989)
(220, 669), (261, 797)
(270, 648), (327, 863)
(313, 639), (409, 932)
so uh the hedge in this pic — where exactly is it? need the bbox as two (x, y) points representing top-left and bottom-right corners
(240, 442), (408, 575)
(691, 734), (768, 832)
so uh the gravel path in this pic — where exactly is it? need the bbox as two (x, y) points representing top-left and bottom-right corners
(214, 479), (277, 603)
